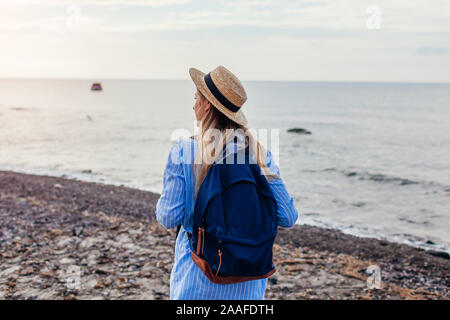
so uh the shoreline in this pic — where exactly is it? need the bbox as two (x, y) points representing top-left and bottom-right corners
(3, 164), (448, 255)
(0, 170), (448, 300)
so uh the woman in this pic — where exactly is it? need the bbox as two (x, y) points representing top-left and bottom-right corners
(156, 65), (298, 300)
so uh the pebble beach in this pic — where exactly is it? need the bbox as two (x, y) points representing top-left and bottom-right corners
(0, 170), (448, 300)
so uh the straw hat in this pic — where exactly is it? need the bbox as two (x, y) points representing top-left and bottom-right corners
(189, 66), (248, 126)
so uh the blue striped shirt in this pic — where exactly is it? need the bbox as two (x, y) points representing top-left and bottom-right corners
(155, 137), (298, 300)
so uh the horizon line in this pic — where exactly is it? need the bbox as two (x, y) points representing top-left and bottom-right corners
(0, 77), (449, 85)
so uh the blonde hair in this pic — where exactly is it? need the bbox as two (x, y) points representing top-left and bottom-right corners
(194, 91), (277, 194)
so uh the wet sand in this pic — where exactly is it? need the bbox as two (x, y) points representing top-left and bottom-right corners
(0, 170), (448, 300)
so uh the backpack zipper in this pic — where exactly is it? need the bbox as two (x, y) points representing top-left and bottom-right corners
(215, 241), (222, 276)
(196, 226), (205, 256)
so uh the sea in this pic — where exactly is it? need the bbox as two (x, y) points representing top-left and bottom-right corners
(0, 79), (449, 253)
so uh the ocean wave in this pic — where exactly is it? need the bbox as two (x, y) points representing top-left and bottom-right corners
(300, 167), (449, 190)
(343, 170), (419, 185)
(335, 169), (450, 191)
(299, 215), (450, 254)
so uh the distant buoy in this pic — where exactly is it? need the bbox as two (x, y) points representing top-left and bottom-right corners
(91, 83), (102, 91)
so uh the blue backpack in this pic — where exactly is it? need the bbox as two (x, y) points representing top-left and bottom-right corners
(189, 147), (278, 284)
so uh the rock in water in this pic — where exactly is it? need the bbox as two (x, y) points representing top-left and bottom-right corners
(427, 250), (450, 260)
(287, 128), (311, 134)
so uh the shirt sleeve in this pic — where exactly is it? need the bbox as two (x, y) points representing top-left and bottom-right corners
(266, 150), (299, 228)
(155, 142), (186, 229)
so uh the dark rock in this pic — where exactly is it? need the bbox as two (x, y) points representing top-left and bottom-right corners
(287, 128), (311, 134)
(72, 226), (83, 237)
(95, 268), (111, 275)
(426, 250), (450, 260)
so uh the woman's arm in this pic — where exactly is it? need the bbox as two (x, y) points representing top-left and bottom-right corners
(266, 150), (299, 228)
(155, 142), (186, 229)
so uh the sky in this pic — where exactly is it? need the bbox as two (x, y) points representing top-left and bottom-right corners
(0, 0), (449, 82)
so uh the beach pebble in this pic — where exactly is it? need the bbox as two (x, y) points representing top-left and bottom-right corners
(0, 171), (448, 300)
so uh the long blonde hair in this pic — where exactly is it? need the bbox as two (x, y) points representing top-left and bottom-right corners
(194, 91), (277, 194)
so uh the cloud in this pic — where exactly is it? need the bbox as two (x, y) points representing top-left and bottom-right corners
(1, 0), (450, 81)
(2, 0), (450, 34)
(220, 0), (273, 12)
(0, 0), (191, 6)
(0, 15), (104, 34)
(416, 46), (450, 55)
